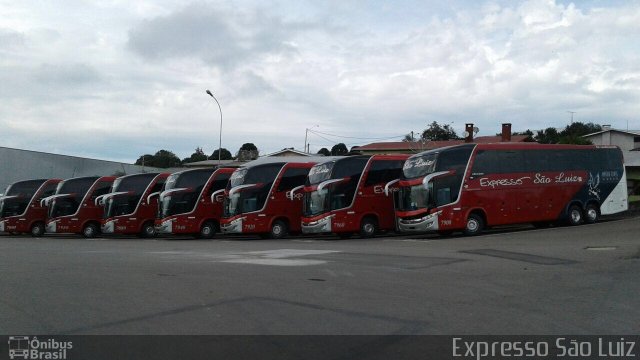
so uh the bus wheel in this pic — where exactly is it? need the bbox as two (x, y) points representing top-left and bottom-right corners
(30, 222), (45, 237)
(270, 220), (288, 239)
(584, 204), (599, 224)
(141, 222), (157, 238)
(82, 223), (98, 238)
(464, 214), (484, 236)
(359, 218), (378, 238)
(568, 205), (583, 226)
(198, 222), (217, 239)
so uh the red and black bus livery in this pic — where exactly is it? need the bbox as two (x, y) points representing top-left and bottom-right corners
(393, 143), (628, 235)
(220, 161), (317, 239)
(301, 154), (409, 238)
(0, 178), (61, 236)
(100, 172), (169, 237)
(155, 167), (233, 238)
(44, 176), (116, 237)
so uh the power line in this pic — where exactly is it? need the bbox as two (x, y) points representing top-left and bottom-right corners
(307, 129), (406, 140)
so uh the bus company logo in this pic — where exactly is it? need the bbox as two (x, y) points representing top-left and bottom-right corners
(480, 176), (531, 189)
(309, 165), (331, 177)
(403, 158), (434, 170)
(588, 173), (601, 200)
(8, 336), (73, 360)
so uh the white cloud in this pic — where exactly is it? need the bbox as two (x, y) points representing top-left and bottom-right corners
(0, 0), (639, 162)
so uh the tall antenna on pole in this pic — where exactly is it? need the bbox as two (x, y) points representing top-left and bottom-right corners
(567, 111), (576, 124)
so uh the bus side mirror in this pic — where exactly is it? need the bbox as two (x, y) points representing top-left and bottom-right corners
(422, 171), (455, 189)
(146, 191), (160, 204)
(210, 189), (225, 203)
(384, 179), (400, 196)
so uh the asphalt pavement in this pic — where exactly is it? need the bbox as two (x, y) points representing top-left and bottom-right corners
(1, 215), (639, 335)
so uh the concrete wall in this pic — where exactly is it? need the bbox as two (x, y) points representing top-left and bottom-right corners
(587, 131), (638, 150)
(0, 147), (163, 192)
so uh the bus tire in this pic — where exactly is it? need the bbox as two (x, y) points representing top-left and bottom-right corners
(269, 220), (288, 239)
(141, 222), (157, 238)
(464, 213), (484, 236)
(30, 222), (45, 237)
(359, 217), (378, 238)
(82, 223), (99, 238)
(584, 203), (600, 224)
(568, 205), (583, 226)
(198, 221), (217, 239)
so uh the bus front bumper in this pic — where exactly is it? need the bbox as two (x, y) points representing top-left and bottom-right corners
(45, 220), (58, 233)
(155, 219), (173, 234)
(101, 220), (115, 234)
(221, 217), (243, 234)
(301, 215), (333, 234)
(397, 211), (441, 232)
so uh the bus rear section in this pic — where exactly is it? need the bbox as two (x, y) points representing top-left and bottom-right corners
(395, 143), (628, 236)
(43, 176), (115, 238)
(220, 162), (316, 239)
(0, 178), (61, 236)
(155, 167), (233, 238)
(100, 172), (169, 238)
(301, 155), (408, 238)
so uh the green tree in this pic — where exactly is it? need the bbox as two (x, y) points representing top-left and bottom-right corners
(135, 154), (154, 166)
(151, 150), (181, 168)
(331, 143), (348, 156)
(209, 148), (233, 161)
(558, 122), (601, 144)
(535, 128), (560, 144)
(421, 121), (460, 141)
(317, 148), (331, 156)
(236, 143), (259, 161)
(182, 147), (208, 164)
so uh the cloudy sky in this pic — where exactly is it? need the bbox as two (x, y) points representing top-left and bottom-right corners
(1, 0), (639, 163)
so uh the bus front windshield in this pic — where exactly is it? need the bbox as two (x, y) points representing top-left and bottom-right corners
(49, 177), (99, 218)
(0, 180), (46, 217)
(159, 169), (214, 218)
(396, 146), (473, 211)
(302, 157), (369, 217)
(105, 174), (157, 218)
(224, 164), (283, 217)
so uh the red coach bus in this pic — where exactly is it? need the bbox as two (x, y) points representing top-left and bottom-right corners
(220, 161), (319, 239)
(43, 176), (116, 237)
(301, 154), (409, 238)
(393, 143), (628, 235)
(155, 167), (234, 238)
(99, 172), (169, 237)
(0, 179), (61, 236)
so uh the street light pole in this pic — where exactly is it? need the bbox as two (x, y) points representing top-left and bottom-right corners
(206, 90), (223, 165)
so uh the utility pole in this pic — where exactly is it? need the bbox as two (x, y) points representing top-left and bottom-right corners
(567, 111), (576, 124)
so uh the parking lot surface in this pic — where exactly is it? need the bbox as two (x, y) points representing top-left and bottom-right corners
(1, 216), (639, 334)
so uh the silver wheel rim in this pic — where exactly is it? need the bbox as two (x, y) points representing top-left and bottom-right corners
(363, 223), (374, 235)
(273, 224), (283, 235)
(32, 225), (42, 236)
(202, 226), (211, 236)
(587, 208), (597, 221)
(84, 226), (94, 237)
(145, 226), (155, 235)
(571, 210), (581, 223)
(467, 219), (478, 232)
